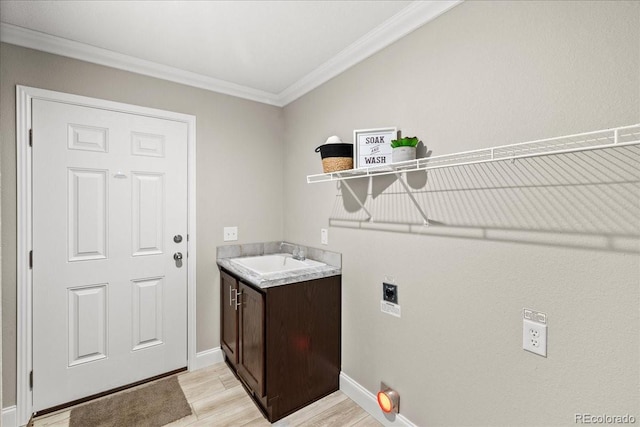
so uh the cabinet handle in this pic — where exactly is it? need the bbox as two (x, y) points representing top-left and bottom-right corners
(235, 290), (243, 310)
(230, 286), (237, 307)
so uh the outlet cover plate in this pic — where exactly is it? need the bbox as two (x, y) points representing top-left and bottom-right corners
(223, 226), (238, 241)
(321, 228), (328, 245)
(523, 318), (547, 357)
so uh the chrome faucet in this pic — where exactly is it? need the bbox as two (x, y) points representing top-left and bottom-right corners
(281, 242), (305, 260)
(293, 246), (305, 261)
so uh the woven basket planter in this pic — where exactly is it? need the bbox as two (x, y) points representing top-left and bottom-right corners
(315, 143), (354, 173)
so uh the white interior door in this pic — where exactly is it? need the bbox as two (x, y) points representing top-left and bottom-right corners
(32, 99), (188, 411)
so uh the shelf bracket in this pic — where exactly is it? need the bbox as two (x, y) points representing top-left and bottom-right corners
(394, 172), (430, 226)
(339, 179), (373, 221)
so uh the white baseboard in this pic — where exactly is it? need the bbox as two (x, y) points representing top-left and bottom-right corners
(192, 347), (224, 371)
(2, 405), (17, 427)
(339, 372), (416, 427)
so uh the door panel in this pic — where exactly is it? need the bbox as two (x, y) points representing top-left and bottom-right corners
(131, 132), (165, 157)
(67, 284), (108, 366)
(238, 282), (265, 397)
(32, 99), (188, 411)
(67, 168), (108, 261)
(220, 271), (238, 365)
(131, 277), (164, 351)
(68, 124), (108, 152)
(132, 172), (164, 256)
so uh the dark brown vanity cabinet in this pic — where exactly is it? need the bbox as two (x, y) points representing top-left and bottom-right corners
(220, 270), (239, 365)
(219, 268), (341, 422)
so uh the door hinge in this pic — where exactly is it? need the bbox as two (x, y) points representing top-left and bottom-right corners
(29, 250), (33, 269)
(29, 371), (33, 390)
(29, 129), (33, 147)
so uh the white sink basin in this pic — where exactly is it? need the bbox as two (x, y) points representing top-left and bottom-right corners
(230, 254), (325, 276)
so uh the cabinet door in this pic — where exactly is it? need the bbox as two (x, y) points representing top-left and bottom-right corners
(238, 281), (265, 397)
(220, 270), (239, 365)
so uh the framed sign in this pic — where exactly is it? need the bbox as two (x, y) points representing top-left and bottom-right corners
(354, 127), (398, 168)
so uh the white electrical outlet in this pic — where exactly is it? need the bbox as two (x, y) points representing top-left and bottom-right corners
(223, 226), (238, 241)
(523, 310), (547, 357)
(321, 228), (328, 245)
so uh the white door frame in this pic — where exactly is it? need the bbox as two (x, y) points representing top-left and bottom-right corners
(16, 85), (197, 426)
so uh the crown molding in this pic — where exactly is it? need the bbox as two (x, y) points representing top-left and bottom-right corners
(277, 0), (463, 106)
(0, 22), (282, 106)
(0, 0), (462, 107)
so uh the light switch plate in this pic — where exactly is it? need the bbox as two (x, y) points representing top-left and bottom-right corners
(223, 226), (238, 241)
(321, 228), (328, 245)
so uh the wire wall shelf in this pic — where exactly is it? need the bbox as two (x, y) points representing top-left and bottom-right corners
(306, 124), (640, 225)
(307, 124), (640, 184)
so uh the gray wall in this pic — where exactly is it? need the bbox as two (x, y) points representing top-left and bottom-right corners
(283, 1), (639, 426)
(0, 42), (284, 406)
(2, 1), (639, 425)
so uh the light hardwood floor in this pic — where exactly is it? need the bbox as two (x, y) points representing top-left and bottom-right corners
(32, 362), (382, 426)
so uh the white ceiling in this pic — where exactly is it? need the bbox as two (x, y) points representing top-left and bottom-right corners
(0, 0), (460, 106)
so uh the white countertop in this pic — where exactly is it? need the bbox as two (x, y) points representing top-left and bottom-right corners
(216, 241), (342, 289)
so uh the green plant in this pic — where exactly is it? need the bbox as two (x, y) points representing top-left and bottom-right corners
(390, 136), (419, 148)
